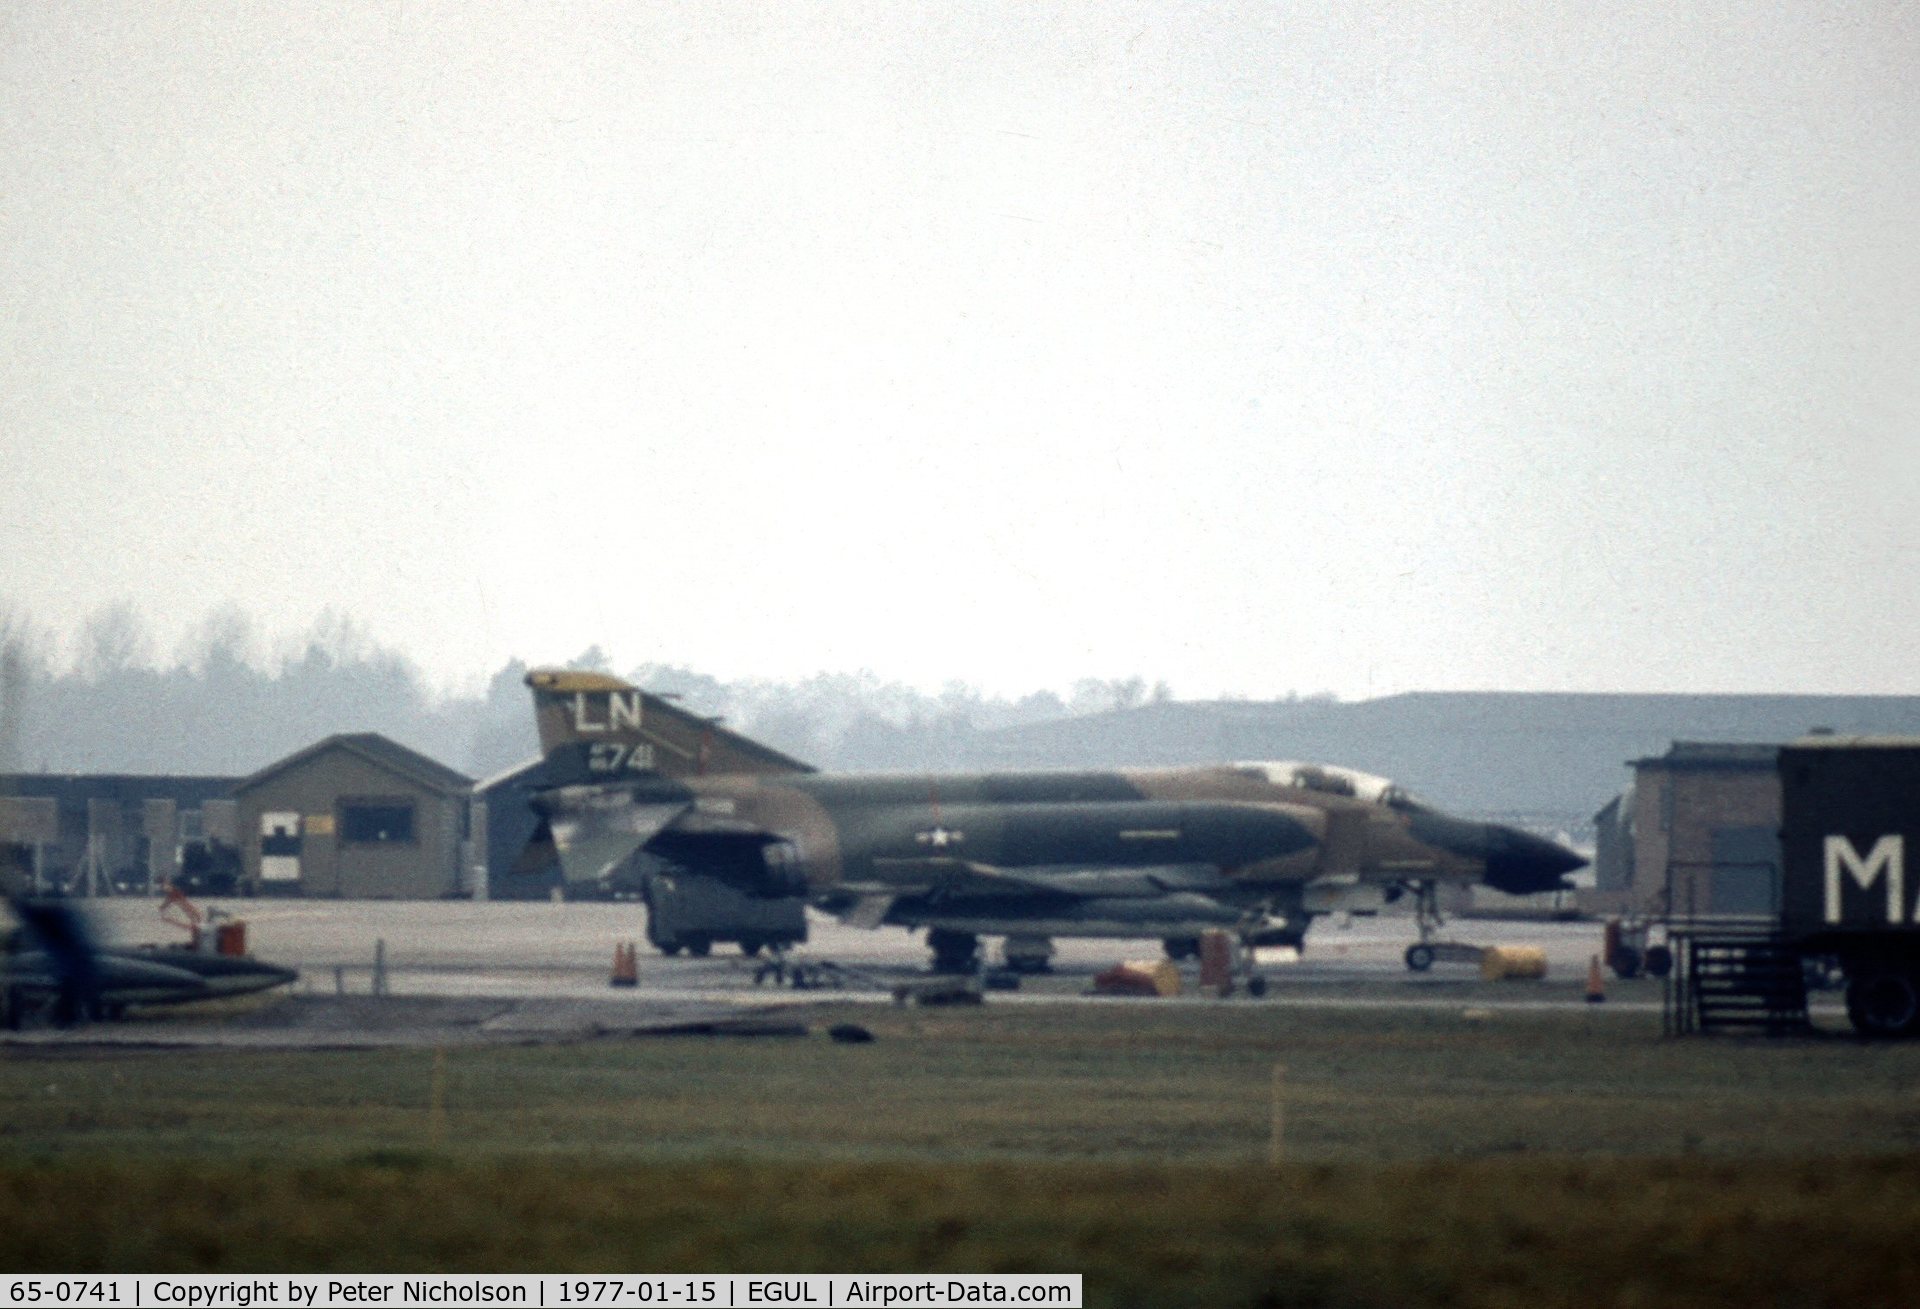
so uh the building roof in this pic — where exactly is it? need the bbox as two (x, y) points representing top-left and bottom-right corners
(236, 733), (473, 797)
(1785, 734), (1920, 750)
(1631, 741), (1781, 772)
(0, 773), (242, 802)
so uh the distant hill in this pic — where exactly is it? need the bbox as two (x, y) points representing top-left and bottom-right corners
(940, 693), (1920, 829)
(11, 619), (1919, 844)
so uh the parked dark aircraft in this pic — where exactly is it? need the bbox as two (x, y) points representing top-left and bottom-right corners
(3, 896), (297, 1026)
(518, 670), (1586, 972)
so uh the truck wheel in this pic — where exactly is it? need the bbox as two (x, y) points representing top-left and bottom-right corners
(642, 891), (666, 952)
(684, 935), (712, 958)
(738, 937), (764, 957)
(1846, 969), (1920, 1038)
(1644, 946), (1673, 979)
(1163, 937), (1199, 962)
(1405, 944), (1435, 972)
(1610, 946), (1642, 980)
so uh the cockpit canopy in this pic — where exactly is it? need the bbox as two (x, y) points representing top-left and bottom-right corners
(1237, 761), (1422, 809)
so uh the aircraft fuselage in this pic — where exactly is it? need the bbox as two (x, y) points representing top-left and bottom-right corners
(522, 669), (1588, 964)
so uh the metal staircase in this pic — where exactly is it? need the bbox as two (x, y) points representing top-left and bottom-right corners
(1665, 930), (1810, 1036)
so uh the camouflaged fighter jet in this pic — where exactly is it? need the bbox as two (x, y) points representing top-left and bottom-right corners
(517, 669), (1586, 972)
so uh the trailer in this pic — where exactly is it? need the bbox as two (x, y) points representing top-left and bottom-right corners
(1777, 736), (1920, 1038)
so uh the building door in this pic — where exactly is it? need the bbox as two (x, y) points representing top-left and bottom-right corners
(260, 813), (302, 886)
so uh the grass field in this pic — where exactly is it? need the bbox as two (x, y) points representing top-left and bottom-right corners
(5, 998), (1920, 1305)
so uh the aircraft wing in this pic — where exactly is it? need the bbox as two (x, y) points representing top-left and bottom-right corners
(869, 858), (1235, 900)
(6, 948), (203, 991)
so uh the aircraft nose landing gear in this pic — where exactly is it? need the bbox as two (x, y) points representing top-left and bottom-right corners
(1403, 880), (1486, 971)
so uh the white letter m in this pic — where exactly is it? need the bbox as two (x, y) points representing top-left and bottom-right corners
(1824, 835), (1905, 923)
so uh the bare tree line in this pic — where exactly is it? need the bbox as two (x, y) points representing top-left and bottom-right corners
(0, 603), (1177, 778)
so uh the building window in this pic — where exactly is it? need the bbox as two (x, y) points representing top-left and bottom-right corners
(341, 802), (415, 845)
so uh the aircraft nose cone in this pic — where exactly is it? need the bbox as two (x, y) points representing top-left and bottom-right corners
(1482, 827), (1588, 896)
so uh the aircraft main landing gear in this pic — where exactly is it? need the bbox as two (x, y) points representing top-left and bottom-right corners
(928, 928), (981, 974)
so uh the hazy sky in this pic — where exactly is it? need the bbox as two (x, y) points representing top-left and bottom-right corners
(4, 3), (1917, 700)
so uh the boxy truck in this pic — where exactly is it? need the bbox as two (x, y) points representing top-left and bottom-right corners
(1780, 736), (1920, 1038)
(639, 862), (807, 958)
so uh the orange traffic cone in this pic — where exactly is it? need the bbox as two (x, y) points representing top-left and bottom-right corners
(1585, 953), (1606, 1004)
(610, 942), (638, 988)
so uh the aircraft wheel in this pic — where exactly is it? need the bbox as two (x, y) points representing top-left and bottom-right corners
(1404, 943), (1435, 972)
(684, 935), (712, 958)
(1847, 968), (1920, 1038)
(928, 928), (980, 975)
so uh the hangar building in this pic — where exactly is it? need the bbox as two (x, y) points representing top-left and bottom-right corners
(0, 773), (241, 896)
(472, 756), (563, 901)
(234, 734), (474, 898)
(1608, 742), (1782, 920)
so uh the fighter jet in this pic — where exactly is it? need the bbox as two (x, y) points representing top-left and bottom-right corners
(4, 897), (298, 1026)
(518, 669), (1586, 972)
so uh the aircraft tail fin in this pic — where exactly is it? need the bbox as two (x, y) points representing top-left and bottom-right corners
(519, 667), (808, 889)
(6, 896), (104, 1022)
(525, 668), (814, 782)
